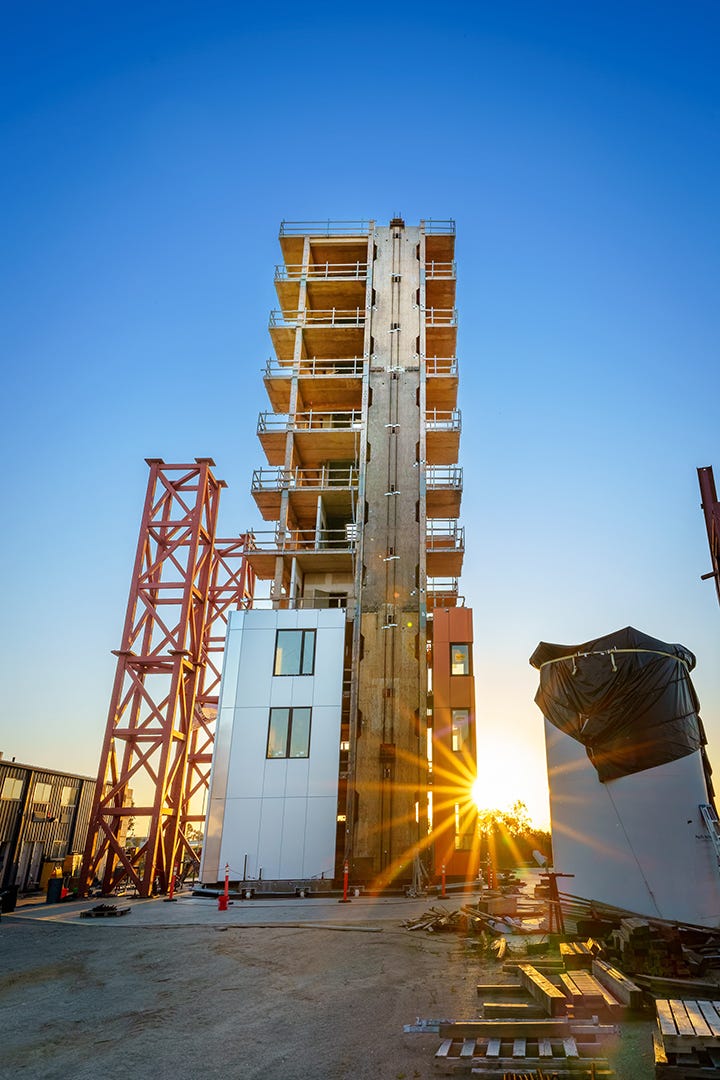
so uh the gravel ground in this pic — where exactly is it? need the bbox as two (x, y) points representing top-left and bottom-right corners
(0, 897), (656, 1080)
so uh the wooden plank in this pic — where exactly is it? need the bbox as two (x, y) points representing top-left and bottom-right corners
(439, 1019), (571, 1038)
(656, 999), (678, 1038)
(697, 1000), (720, 1037)
(669, 998), (697, 1037)
(459, 1038), (475, 1058)
(652, 1028), (668, 1065)
(512, 1037), (526, 1057)
(559, 973), (583, 1000)
(517, 962), (567, 1016)
(485, 1037), (501, 1057)
(592, 958), (644, 1008)
(562, 1036), (579, 1058)
(538, 1037), (553, 1057)
(684, 1000), (714, 1039)
(435, 1039), (453, 1058)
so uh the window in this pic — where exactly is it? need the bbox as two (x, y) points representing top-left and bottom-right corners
(273, 630), (316, 676)
(451, 709), (470, 752)
(60, 786), (75, 806)
(1, 777), (23, 800)
(33, 782), (52, 804)
(50, 839), (67, 859)
(266, 707), (312, 759)
(450, 643), (470, 676)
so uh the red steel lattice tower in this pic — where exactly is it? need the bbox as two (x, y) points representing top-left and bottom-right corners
(80, 458), (254, 896)
(699, 466), (720, 608)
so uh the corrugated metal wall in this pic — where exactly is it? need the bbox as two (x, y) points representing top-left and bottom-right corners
(0, 762), (96, 890)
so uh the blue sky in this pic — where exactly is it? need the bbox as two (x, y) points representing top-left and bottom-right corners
(1, 2), (718, 826)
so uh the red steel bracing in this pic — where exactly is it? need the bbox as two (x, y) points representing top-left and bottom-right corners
(80, 459), (254, 897)
(699, 467), (720, 607)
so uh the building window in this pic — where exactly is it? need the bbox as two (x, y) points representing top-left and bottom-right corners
(60, 786), (75, 806)
(50, 840), (67, 859)
(450, 643), (471, 675)
(1, 777), (23, 800)
(451, 709), (470, 752)
(266, 707), (312, 759)
(33, 782), (52, 804)
(273, 630), (316, 676)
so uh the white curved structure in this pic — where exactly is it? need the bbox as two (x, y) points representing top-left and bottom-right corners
(546, 719), (720, 926)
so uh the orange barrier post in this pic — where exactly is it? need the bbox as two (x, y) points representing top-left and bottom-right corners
(338, 860), (351, 903)
(218, 862), (230, 911)
(441, 863), (447, 899)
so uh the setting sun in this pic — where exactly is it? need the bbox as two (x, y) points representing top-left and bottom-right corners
(472, 733), (551, 828)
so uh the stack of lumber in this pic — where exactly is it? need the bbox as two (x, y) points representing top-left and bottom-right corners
(654, 999), (720, 1076)
(608, 918), (688, 978)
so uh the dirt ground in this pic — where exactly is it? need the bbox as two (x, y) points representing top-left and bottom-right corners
(0, 900), (656, 1080)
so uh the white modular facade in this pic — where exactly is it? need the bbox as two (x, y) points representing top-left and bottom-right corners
(546, 718), (720, 926)
(201, 607), (345, 884)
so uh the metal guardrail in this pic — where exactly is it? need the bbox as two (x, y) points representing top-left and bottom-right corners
(252, 466), (359, 491)
(426, 521), (465, 549)
(249, 527), (357, 553)
(275, 262), (368, 281)
(257, 410), (363, 433)
(424, 307), (458, 327)
(426, 466), (462, 489)
(425, 357), (458, 376)
(279, 220), (374, 237)
(423, 261), (456, 279)
(426, 409), (461, 433)
(264, 358), (365, 378)
(421, 219), (456, 234)
(270, 309), (366, 328)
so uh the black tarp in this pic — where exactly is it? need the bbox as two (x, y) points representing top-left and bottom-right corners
(529, 626), (709, 783)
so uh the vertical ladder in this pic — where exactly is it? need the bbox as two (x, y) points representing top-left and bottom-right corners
(699, 804), (720, 867)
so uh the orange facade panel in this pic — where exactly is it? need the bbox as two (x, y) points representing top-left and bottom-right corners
(430, 607), (478, 881)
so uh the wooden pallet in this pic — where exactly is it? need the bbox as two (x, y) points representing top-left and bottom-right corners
(434, 1033), (615, 1076)
(656, 1000), (720, 1053)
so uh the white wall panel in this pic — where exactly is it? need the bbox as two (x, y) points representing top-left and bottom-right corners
(202, 608), (345, 885)
(546, 718), (720, 926)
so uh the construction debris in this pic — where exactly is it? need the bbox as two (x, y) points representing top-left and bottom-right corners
(79, 903), (131, 918)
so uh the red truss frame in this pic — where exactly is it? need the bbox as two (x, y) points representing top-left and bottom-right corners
(80, 459), (254, 896)
(699, 466), (720, 607)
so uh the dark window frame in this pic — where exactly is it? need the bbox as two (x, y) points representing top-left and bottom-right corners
(266, 706), (313, 759)
(273, 629), (316, 676)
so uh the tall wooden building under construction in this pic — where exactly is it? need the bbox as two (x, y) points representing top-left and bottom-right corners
(201, 219), (478, 890)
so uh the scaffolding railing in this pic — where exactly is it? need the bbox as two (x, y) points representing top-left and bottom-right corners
(421, 219), (456, 234)
(426, 520), (465, 550)
(249, 526), (358, 553)
(426, 408), (462, 433)
(426, 465), (463, 489)
(275, 262), (368, 281)
(425, 357), (459, 376)
(264, 357), (365, 378)
(252, 465), (359, 491)
(270, 308), (366, 328)
(427, 577), (463, 606)
(423, 261), (456, 279)
(258, 409), (363, 433)
(279, 220), (374, 237)
(424, 307), (458, 327)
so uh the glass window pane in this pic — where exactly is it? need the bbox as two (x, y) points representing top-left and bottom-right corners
(274, 630), (302, 675)
(1, 777), (23, 800)
(450, 644), (470, 675)
(452, 709), (469, 752)
(267, 708), (290, 757)
(33, 783), (52, 804)
(301, 631), (316, 675)
(289, 708), (311, 758)
(60, 786), (75, 806)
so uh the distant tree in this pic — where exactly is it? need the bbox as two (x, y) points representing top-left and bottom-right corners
(477, 801), (552, 870)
